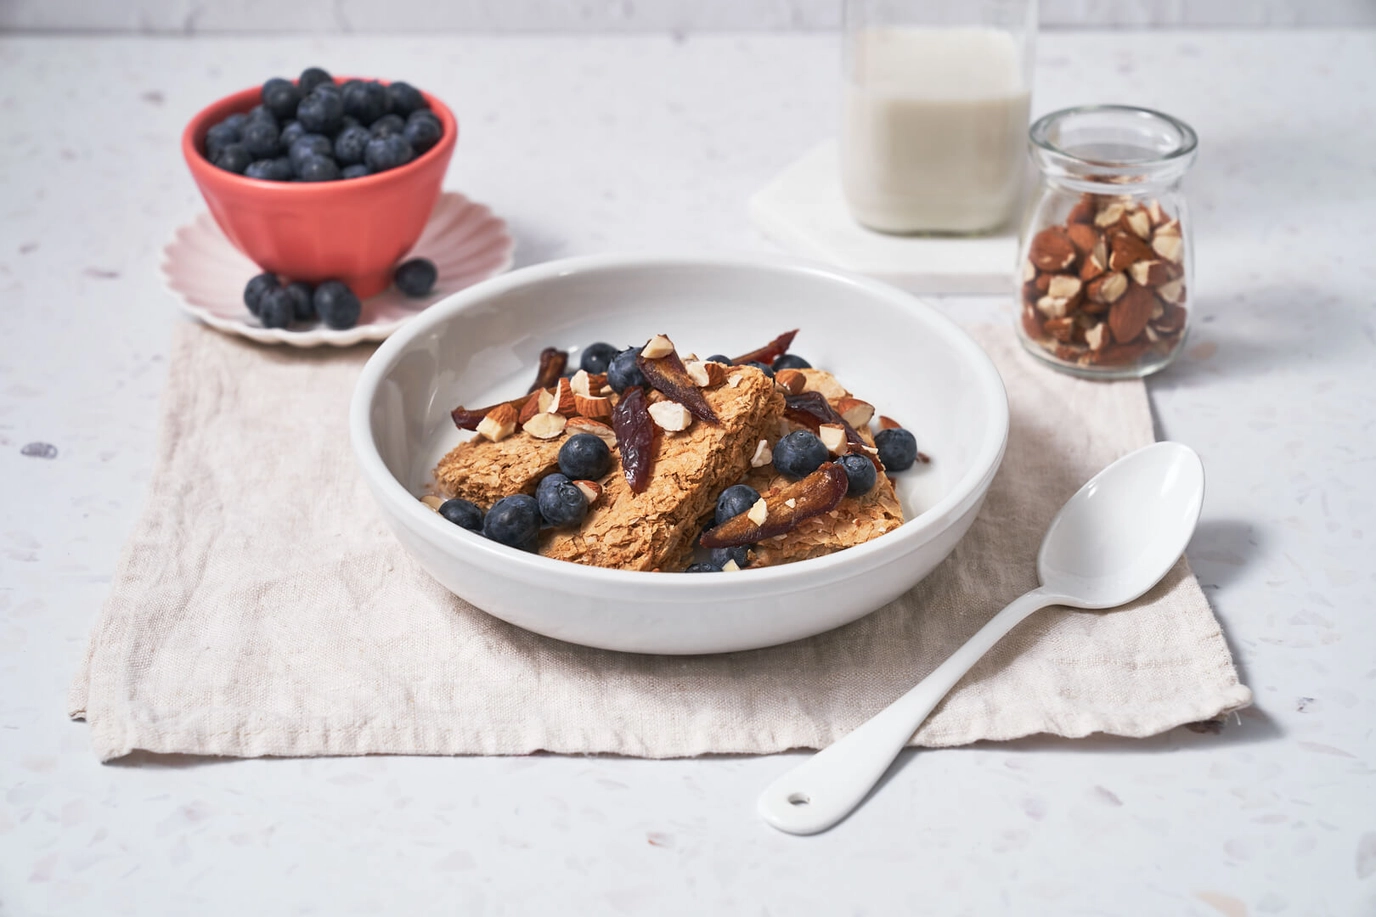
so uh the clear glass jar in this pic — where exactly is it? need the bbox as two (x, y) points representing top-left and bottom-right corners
(840, 0), (1036, 235)
(1015, 105), (1198, 378)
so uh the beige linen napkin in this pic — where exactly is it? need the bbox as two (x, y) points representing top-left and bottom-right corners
(69, 323), (1250, 762)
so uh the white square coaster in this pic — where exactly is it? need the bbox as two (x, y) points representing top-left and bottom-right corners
(749, 141), (1022, 294)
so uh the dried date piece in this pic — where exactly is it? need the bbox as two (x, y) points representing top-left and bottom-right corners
(732, 329), (798, 367)
(636, 350), (720, 424)
(528, 347), (568, 393)
(612, 386), (656, 493)
(700, 463), (849, 549)
(450, 396), (527, 431)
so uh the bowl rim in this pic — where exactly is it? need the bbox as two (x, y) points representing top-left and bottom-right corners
(182, 76), (458, 194)
(350, 253), (1010, 590)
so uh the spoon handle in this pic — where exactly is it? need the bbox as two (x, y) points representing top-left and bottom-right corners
(757, 587), (1056, 835)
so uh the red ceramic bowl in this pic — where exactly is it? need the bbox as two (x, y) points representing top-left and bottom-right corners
(182, 79), (458, 298)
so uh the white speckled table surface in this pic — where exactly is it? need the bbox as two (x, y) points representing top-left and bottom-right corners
(1, 29), (1373, 917)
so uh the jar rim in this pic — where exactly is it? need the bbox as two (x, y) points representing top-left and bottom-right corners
(1030, 105), (1198, 168)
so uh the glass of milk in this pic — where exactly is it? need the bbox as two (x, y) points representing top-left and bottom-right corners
(841, 0), (1036, 235)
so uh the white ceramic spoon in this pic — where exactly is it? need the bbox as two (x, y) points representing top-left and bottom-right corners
(758, 441), (1205, 835)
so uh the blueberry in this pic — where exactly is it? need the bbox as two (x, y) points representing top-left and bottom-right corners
(772, 430), (828, 479)
(222, 112), (248, 132)
(403, 114), (442, 155)
(579, 342), (619, 374)
(246, 104), (278, 127)
(482, 494), (542, 550)
(333, 125), (372, 165)
(296, 88), (344, 134)
(558, 433), (612, 480)
(875, 428), (919, 472)
(536, 477), (588, 529)
(684, 563), (720, 573)
(370, 113), (405, 137)
(536, 472), (571, 504)
(245, 157), (293, 181)
(279, 119), (305, 148)
(299, 67), (333, 94)
(607, 346), (645, 393)
(289, 133), (333, 168)
(407, 109), (440, 128)
(213, 143), (252, 174)
(313, 280), (361, 329)
(243, 272), (279, 316)
(438, 498), (484, 531)
(704, 354), (733, 365)
(341, 163), (372, 179)
(836, 453), (877, 495)
(709, 544), (751, 569)
(262, 77), (292, 98)
(393, 258), (437, 297)
(204, 121), (241, 159)
(263, 81), (303, 121)
(283, 281), (315, 322)
(258, 287), (295, 329)
(772, 354), (811, 370)
(364, 134), (413, 172)
(343, 80), (389, 125)
(241, 120), (280, 158)
(744, 360), (775, 379)
(387, 81), (427, 116)
(714, 484), (760, 526)
(296, 155), (341, 182)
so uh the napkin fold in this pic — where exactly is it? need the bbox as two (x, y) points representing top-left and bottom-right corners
(70, 323), (1250, 762)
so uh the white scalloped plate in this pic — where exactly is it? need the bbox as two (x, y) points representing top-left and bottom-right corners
(160, 192), (515, 347)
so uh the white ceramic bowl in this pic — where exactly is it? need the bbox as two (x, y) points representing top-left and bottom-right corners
(350, 254), (1008, 654)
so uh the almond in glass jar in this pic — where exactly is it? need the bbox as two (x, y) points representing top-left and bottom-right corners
(1015, 106), (1198, 379)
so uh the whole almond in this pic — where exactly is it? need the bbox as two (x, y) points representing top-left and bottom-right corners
(1028, 226), (1077, 272)
(1066, 223), (1100, 256)
(1108, 282), (1156, 344)
(420, 494), (446, 511)
(774, 368), (806, 395)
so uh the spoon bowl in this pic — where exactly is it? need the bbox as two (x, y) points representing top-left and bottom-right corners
(1038, 441), (1205, 608)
